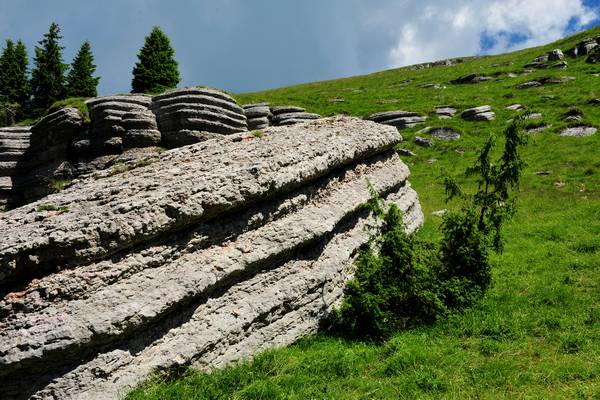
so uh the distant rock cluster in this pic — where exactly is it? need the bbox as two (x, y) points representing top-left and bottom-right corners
(567, 35), (600, 63)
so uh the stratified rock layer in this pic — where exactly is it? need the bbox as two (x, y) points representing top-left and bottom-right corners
(0, 116), (423, 400)
(0, 127), (31, 208)
(153, 87), (247, 147)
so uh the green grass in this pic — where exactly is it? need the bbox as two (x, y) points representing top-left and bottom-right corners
(48, 96), (91, 121)
(127, 26), (600, 399)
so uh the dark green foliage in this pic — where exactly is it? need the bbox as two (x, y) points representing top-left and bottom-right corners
(0, 39), (30, 105)
(66, 41), (100, 97)
(334, 119), (526, 341)
(131, 27), (180, 94)
(30, 22), (67, 111)
(333, 202), (444, 340)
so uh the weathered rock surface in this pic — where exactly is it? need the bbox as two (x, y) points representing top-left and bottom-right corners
(434, 105), (456, 119)
(586, 47), (600, 64)
(461, 105), (496, 121)
(548, 49), (564, 61)
(272, 112), (321, 126)
(153, 87), (247, 147)
(0, 127), (31, 209)
(506, 104), (524, 111)
(450, 74), (492, 84)
(430, 128), (460, 140)
(560, 126), (597, 137)
(414, 136), (433, 147)
(366, 110), (427, 129)
(0, 117), (423, 399)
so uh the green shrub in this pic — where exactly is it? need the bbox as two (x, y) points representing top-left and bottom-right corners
(332, 118), (527, 341)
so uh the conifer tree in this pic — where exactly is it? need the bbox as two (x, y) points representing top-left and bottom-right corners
(0, 39), (30, 114)
(11, 40), (30, 105)
(0, 40), (15, 101)
(131, 27), (180, 93)
(30, 22), (67, 110)
(66, 41), (100, 97)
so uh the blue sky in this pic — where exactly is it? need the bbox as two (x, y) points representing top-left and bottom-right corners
(1, 0), (599, 96)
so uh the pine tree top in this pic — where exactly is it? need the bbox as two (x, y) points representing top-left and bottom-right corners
(131, 26), (180, 94)
(30, 22), (67, 110)
(67, 40), (100, 97)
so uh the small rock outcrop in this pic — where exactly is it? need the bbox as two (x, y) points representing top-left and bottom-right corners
(271, 106), (321, 126)
(434, 105), (456, 119)
(430, 128), (461, 140)
(560, 126), (597, 137)
(153, 87), (248, 147)
(0, 117), (423, 399)
(243, 103), (271, 130)
(366, 110), (427, 129)
(86, 95), (156, 152)
(548, 49), (564, 61)
(450, 74), (492, 84)
(506, 104), (524, 111)
(461, 105), (496, 121)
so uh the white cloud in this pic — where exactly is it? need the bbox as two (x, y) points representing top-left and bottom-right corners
(388, 0), (598, 67)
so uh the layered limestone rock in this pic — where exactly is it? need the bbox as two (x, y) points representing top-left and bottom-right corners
(153, 87), (248, 147)
(366, 110), (427, 129)
(461, 105), (496, 121)
(0, 116), (423, 400)
(21, 108), (84, 203)
(243, 103), (271, 130)
(271, 106), (321, 126)
(85, 94), (155, 155)
(0, 127), (31, 209)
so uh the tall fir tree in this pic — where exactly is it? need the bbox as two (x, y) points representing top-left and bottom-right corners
(30, 22), (67, 110)
(11, 40), (30, 105)
(0, 39), (29, 113)
(131, 27), (180, 93)
(66, 41), (100, 97)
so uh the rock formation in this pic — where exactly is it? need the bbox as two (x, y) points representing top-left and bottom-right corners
(0, 116), (423, 400)
(560, 126), (597, 137)
(0, 127), (30, 208)
(434, 105), (456, 119)
(153, 87), (248, 147)
(271, 106), (321, 126)
(450, 74), (492, 84)
(243, 103), (271, 130)
(366, 110), (427, 129)
(461, 105), (496, 121)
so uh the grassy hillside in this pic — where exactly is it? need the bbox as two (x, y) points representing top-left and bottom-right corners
(128, 27), (600, 399)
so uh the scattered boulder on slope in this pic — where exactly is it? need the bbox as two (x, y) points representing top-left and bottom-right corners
(552, 61), (568, 69)
(548, 49), (564, 61)
(586, 47), (600, 64)
(461, 105), (496, 121)
(153, 87), (248, 148)
(560, 126), (597, 137)
(450, 74), (492, 84)
(506, 104), (524, 111)
(430, 127), (461, 140)
(434, 105), (457, 119)
(0, 116), (423, 400)
(366, 110), (427, 129)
